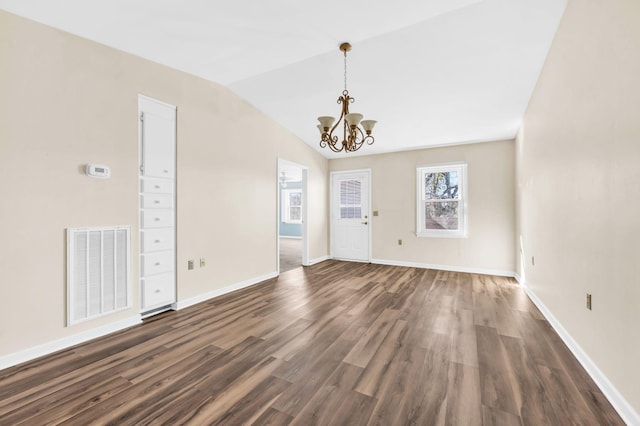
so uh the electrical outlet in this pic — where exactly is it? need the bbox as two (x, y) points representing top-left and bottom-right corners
(200, 258), (206, 267)
(586, 293), (592, 310)
(188, 260), (194, 270)
(398, 239), (403, 245)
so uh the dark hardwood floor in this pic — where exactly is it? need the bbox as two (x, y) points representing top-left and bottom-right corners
(0, 261), (623, 425)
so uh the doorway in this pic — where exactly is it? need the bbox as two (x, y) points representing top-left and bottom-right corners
(277, 159), (308, 273)
(330, 169), (371, 262)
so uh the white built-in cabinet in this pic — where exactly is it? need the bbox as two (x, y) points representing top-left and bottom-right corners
(138, 95), (176, 315)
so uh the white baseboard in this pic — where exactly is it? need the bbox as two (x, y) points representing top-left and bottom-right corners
(513, 272), (524, 285)
(0, 315), (141, 371)
(305, 255), (330, 266)
(371, 258), (516, 278)
(173, 271), (279, 311)
(522, 285), (639, 425)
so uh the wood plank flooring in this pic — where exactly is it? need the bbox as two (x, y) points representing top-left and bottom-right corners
(0, 261), (623, 425)
(279, 237), (302, 273)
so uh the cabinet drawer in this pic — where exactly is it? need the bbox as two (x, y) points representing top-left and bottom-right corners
(144, 162), (175, 180)
(141, 251), (175, 276)
(141, 210), (173, 228)
(141, 194), (173, 209)
(142, 274), (175, 308)
(141, 179), (173, 194)
(141, 229), (174, 253)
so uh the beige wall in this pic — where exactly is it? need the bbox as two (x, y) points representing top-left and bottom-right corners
(0, 11), (328, 357)
(330, 140), (515, 274)
(516, 0), (640, 416)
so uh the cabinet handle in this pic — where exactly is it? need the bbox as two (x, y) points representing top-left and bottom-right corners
(154, 217), (160, 221)
(154, 185), (161, 189)
(163, 170), (169, 173)
(155, 289), (161, 293)
(154, 240), (161, 243)
(154, 200), (160, 204)
(155, 262), (161, 266)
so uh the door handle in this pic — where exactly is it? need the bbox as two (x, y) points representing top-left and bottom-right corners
(362, 221), (368, 225)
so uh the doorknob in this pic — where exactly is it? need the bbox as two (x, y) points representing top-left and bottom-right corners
(362, 221), (368, 225)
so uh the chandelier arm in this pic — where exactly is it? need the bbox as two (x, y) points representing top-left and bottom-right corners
(341, 94), (351, 149)
(364, 134), (375, 145)
(320, 139), (339, 152)
(323, 93), (350, 152)
(328, 138), (342, 152)
(329, 96), (348, 136)
(353, 125), (375, 146)
(344, 118), (350, 150)
(320, 132), (336, 148)
(330, 134), (340, 149)
(349, 126), (365, 152)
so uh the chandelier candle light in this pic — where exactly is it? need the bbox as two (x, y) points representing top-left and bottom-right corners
(318, 42), (377, 153)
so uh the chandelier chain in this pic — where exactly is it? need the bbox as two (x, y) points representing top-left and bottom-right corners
(344, 50), (348, 92)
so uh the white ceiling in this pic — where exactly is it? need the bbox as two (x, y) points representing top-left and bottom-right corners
(0, 0), (567, 158)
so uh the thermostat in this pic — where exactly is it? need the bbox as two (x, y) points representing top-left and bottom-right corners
(86, 164), (110, 178)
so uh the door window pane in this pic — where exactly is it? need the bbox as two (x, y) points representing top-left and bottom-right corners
(339, 179), (362, 219)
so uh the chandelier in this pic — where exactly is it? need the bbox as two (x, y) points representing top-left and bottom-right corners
(317, 42), (377, 153)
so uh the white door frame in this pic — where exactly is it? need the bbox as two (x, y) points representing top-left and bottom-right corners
(277, 158), (309, 272)
(330, 168), (372, 262)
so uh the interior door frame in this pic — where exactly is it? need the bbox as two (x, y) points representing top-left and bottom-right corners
(277, 158), (309, 273)
(330, 168), (372, 262)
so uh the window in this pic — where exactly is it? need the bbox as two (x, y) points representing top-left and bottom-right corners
(282, 189), (302, 223)
(417, 163), (467, 237)
(339, 179), (362, 219)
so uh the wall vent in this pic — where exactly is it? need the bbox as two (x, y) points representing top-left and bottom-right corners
(67, 227), (131, 326)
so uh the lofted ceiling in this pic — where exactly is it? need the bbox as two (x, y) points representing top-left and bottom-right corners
(0, 0), (567, 158)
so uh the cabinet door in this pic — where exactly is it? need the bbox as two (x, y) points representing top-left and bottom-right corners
(141, 178), (173, 194)
(141, 229), (175, 253)
(141, 194), (173, 209)
(141, 210), (173, 228)
(140, 100), (175, 179)
(142, 274), (175, 308)
(141, 251), (175, 276)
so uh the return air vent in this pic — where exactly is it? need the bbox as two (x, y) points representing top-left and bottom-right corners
(67, 227), (130, 325)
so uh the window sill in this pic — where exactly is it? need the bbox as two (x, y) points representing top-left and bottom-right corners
(416, 231), (467, 239)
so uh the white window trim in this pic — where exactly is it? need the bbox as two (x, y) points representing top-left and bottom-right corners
(282, 189), (302, 224)
(416, 162), (468, 238)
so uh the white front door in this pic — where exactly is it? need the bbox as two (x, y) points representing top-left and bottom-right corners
(331, 170), (370, 262)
